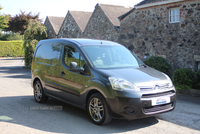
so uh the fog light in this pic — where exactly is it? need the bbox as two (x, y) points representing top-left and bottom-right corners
(125, 107), (135, 113)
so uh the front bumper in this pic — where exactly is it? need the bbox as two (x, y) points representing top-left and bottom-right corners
(106, 88), (176, 120)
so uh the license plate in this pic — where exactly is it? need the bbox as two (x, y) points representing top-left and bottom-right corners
(152, 97), (170, 106)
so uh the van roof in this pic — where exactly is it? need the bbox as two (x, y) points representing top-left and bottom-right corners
(38, 38), (121, 47)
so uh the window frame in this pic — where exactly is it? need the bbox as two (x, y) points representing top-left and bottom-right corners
(169, 8), (180, 23)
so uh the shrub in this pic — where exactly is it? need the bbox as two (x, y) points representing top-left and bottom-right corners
(0, 40), (24, 57)
(196, 69), (200, 81)
(24, 39), (38, 67)
(23, 19), (47, 67)
(194, 69), (200, 89)
(0, 33), (9, 40)
(172, 68), (195, 90)
(0, 32), (23, 41)
(143, 56), (171, 76)
(7, 33), (23, 41)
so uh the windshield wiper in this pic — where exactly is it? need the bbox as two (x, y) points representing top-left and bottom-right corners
(140, 64), (147, 68)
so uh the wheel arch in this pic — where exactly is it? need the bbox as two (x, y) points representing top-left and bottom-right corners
(32, 76), (44, 89)
(86, 89), (112, 125)
(85, 89), (111, 112)
(83, 79), (115, 111)
(85, 89), (101, 109)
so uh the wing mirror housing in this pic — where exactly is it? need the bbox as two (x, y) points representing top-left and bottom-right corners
(69, 62), (84, 73)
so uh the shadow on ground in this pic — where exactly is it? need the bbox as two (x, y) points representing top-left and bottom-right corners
(0, 96), (159, 134)
(0, 66), (31, 79)
(0, 58), (24, 60)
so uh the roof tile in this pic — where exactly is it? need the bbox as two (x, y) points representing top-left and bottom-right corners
(69, 11), (92, 32)
(136, 0), (169, 6)
(98, 3), (132, 26)
(48, 16), (65, 34)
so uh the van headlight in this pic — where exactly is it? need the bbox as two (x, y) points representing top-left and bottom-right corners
(108, 77), (140, 91)
(162, 73), (173, 88)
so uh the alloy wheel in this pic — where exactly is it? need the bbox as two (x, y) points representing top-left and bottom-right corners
(89, 97), (104, 122)
(34, 82), (42, 102)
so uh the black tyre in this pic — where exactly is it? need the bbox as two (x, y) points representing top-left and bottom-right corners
(87, 93), (112, 125)
(33, 80), (48, 103)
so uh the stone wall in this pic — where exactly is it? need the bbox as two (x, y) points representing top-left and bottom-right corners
(83, 5), (119, 42)
(58, 12), (82, 38)
(119, 0), (200, 72)
(43, 17), (56, 39)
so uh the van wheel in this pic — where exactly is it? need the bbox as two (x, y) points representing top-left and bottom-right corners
(87, 93), (112, 125)
(33, 81), (48, 103)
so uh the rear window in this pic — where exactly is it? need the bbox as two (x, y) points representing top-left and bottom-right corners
(34, 43), (61, 65)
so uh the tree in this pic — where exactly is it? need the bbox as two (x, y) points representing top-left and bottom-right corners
(0, 32), (23, 41)
(5, 10), (41, 34)
(23, 19), (47, 67)
(0, 6), (9, 30)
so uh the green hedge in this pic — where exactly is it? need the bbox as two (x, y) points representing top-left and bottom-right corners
(0, 40), (24, 57)
(172, 68), (195, 90)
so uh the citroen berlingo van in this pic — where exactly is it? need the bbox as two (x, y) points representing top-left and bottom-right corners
(31, 38), (176, 125)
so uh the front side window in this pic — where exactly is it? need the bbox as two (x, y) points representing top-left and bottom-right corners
(64, 46), (85, 68)
(169, 8), (180, 23)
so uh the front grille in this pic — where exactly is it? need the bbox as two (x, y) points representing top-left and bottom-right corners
(139, 83), (169, 91)
(143, 102), (174, 114)
(141, 90), (176, 114)
(141, 91), (175, 99)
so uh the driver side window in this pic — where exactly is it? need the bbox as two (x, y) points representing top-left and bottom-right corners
(64, 46), (85, 68)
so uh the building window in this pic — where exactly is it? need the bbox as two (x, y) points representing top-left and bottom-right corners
(169, 8), (180, 23)
(197, 62), (200, 71)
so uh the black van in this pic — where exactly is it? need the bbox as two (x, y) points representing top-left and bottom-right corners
(31, 38), (176, 125)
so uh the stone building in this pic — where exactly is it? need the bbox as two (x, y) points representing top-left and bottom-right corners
(119, 0), (200, 72)
(44, 16), (64, 39)
(58, 11), (92, 38)
(83, 3), (132, 42)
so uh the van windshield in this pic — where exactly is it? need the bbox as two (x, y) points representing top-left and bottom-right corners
(82, 45), (140, 68)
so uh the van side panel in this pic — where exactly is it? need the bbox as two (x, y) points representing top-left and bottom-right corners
(32, 43), (62, 96)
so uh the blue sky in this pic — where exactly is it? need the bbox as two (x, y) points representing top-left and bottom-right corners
(0, 0), (142, 22)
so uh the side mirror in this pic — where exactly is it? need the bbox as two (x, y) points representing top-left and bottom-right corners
(69, 62), (84, 73)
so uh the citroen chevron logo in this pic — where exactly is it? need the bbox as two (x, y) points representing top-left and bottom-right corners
(154, 85), (160, 90)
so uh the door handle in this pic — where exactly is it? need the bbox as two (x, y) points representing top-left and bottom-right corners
(61, 71), (65, 76)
